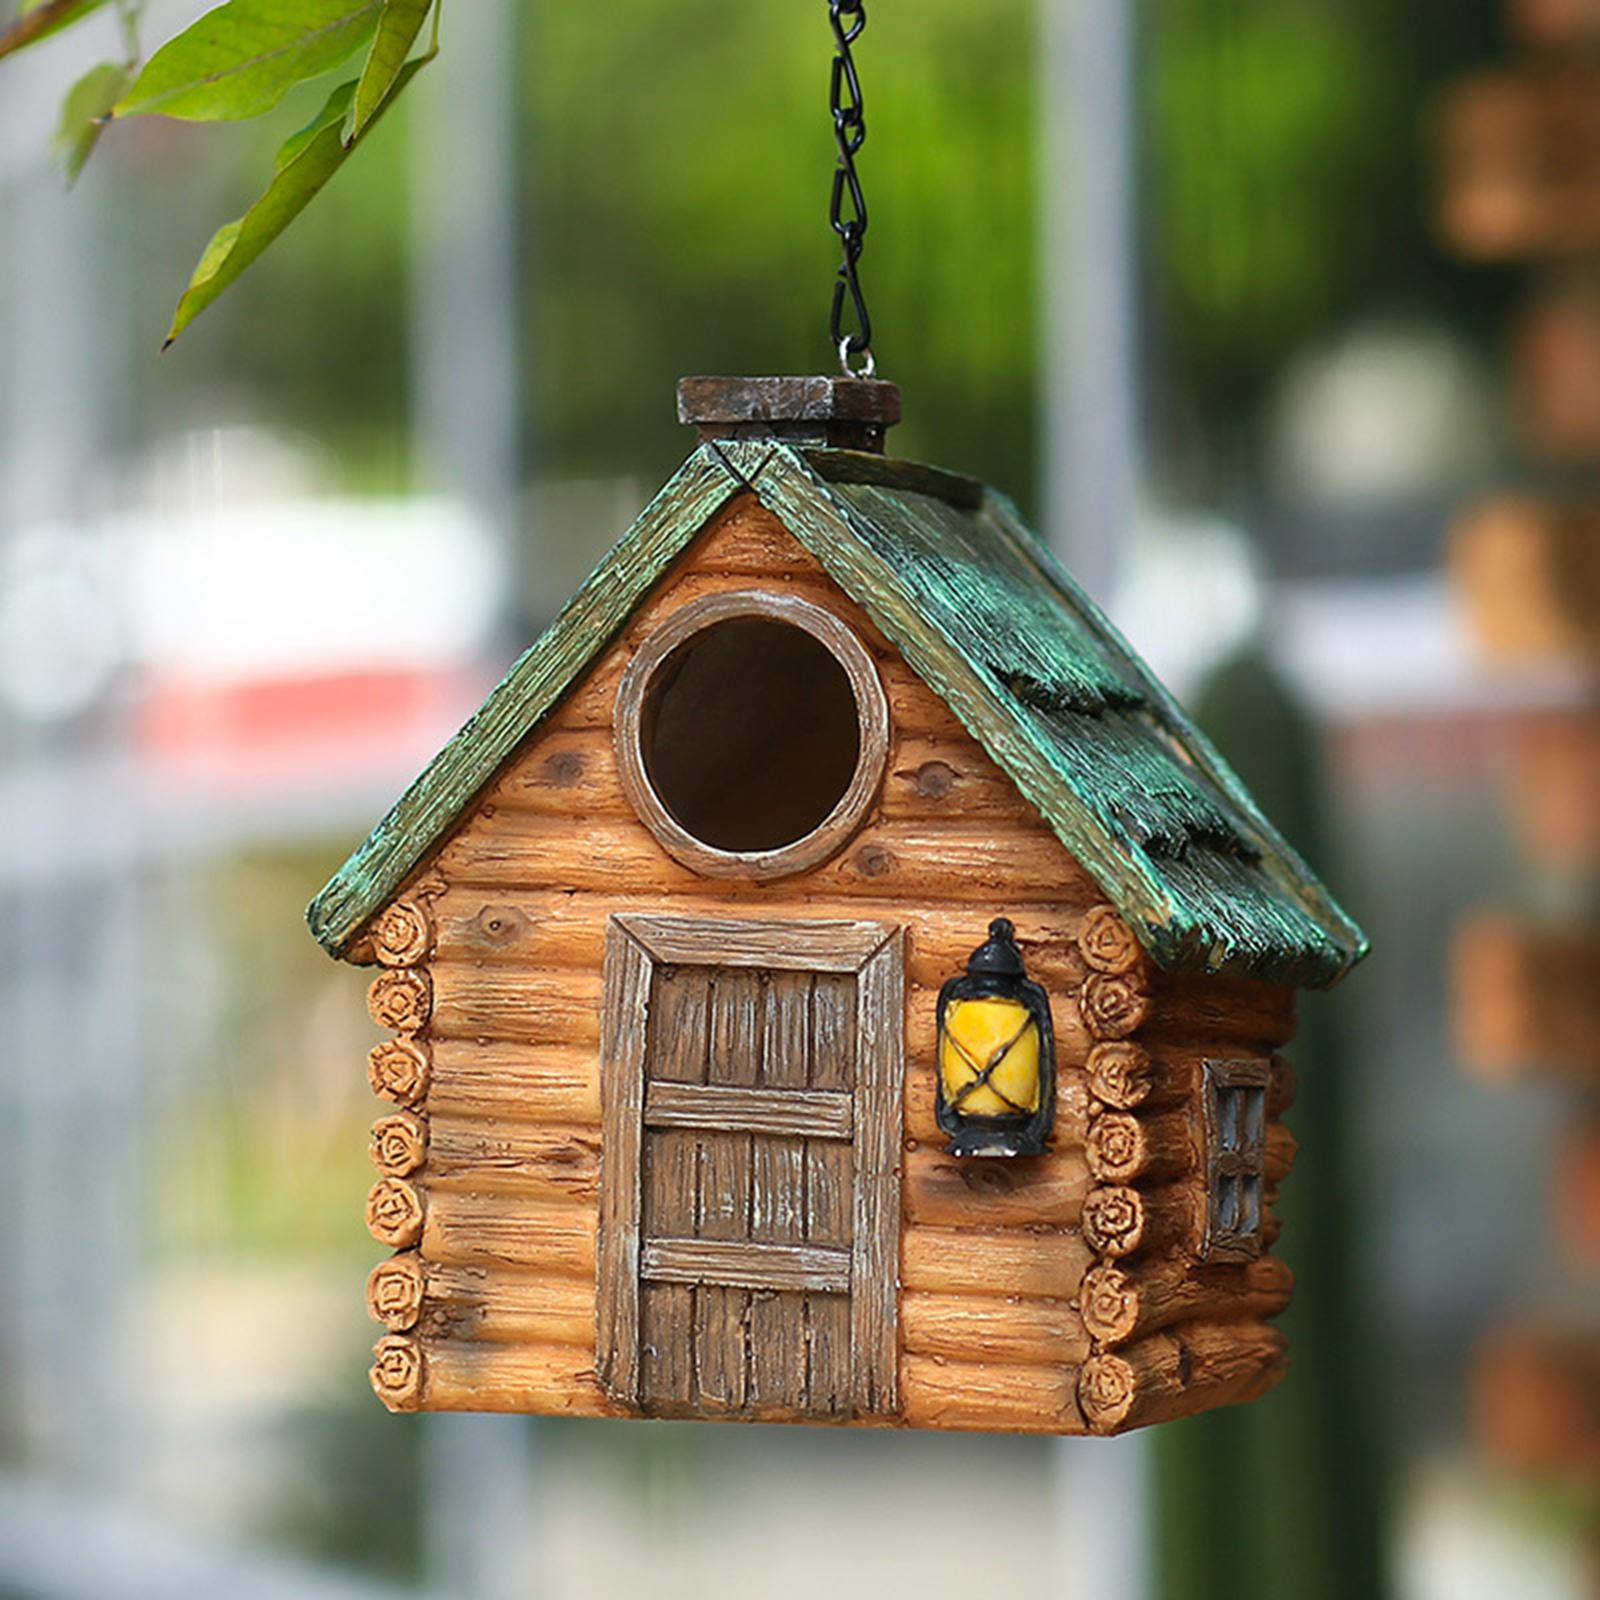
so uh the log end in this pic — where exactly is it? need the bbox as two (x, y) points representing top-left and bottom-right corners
(1086, 1042), (1153, 1110)
(368, 1039), (431, 1107)
(366, 1178), (425, 1249)
(369, 1111), (429, 1177)
(1080, 1263), (1141, 1346)
(370, 1334), (425, 1411)
(1082, 1185), (1145, 1258)
(367, 1253), (426, 1332)
(1080, 973), (1151, 1041)
(367, 968), (432, 1034)
(1078, 1351), (1138, 1432)
(1086, 1113), (1148, 1184)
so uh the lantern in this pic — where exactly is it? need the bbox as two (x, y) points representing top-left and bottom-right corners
(936, 918), (1056, 1157)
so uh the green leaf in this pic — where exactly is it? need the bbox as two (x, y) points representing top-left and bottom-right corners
(342, 0), (431, 145)
(114, 0), (380, 123)
(53, 59), (132, 181)
(0, 0), (111, 64)
(164, 51), (429, 346)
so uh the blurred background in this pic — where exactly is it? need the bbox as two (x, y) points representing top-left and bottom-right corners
(1, 0), (1597, 1596)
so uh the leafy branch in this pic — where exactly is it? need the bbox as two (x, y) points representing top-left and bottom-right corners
(3, 0), (441, 342)
(0, 0), (111, 66)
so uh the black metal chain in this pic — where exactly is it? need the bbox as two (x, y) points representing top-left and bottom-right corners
(828, 0), (874, 376)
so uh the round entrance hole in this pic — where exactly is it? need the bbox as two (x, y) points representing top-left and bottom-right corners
(615, 591), (889, 877)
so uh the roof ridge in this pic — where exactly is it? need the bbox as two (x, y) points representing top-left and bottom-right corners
(308, 440), (1367, 987)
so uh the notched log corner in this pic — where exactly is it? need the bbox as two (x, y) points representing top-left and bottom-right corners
(370, 1334), (425, 1411)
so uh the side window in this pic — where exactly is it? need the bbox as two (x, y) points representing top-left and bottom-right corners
(1201, 1058), (1271, 1262)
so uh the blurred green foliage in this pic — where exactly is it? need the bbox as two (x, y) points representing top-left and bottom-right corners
(21, 0), (1518, 507)
(525, 0), (1038, 494)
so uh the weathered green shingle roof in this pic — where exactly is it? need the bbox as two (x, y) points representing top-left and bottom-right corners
(308, 440), (1368, 987)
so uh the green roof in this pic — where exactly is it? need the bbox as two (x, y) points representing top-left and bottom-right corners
(308, 441), (1368, 987)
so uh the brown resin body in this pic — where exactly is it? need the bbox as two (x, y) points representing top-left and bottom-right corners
(351, 498), (1299, 1434)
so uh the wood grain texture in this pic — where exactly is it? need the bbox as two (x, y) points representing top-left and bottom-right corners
(366, 1178), (425, 1248)
(425, 1042), (600, 1125)
(1085, 1045), (1296, 1118)
(852, 929), (904, 1414)
(430, 964), (603, 1045)
(641, 1237), (852, 1293)
(591, 915), (905, 1422)
(421, 1191), (596, 1275)
(435, 815), (1100, 905)
(901, 1354), (1086, 1433)
(1078, 1319), (1288, 1433)
(900, 1225), (1092, 1301)
(623, 911), (895, 970)
(423, 1119), (601, 1201)
(644, 1082), (853, 1139)
(368, 968), (431, 1033)
(596, 922), (649, 1402)
(1143, 974), (1299, 1051)
(487, 727), (1040, 825)
(1080, 1255), (1294, 1348)
(414, 1262), (594, 1346)
(370, 1112), (428, 1178)
(1085, 1110), (1197, 1186)
(901, 1291), (1091, 1367)
(314, 445), (1362, 983)
(410, 1338), (629, 1417)
(904, 1060), (1091, 1148)
(431, 886), (1092, 991)
(367, 1253), (426, 1332)
(1081, 1184), (1198, 1261)
(368, 1039), (430, 1108)
(902, 1145), (1090, 1228)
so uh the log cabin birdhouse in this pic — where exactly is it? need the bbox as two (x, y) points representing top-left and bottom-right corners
(309, 377), (1368, 1436)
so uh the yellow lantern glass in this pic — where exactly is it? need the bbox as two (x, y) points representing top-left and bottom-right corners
(935, 918), (1056, 1158)
(939, 997), (1041, 1117)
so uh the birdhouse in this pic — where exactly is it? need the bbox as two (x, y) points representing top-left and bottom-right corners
(309, 376), (1367, 1436)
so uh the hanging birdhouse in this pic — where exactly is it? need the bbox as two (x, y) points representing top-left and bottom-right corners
(307, 373), (1368, 1436)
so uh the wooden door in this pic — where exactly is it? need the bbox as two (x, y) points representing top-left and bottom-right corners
(597, 915), (904, 1421)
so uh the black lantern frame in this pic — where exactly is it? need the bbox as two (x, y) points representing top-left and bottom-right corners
(934, 918), (1056, 1158)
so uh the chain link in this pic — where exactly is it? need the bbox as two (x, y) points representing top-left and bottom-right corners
(828, 0), (874, 376)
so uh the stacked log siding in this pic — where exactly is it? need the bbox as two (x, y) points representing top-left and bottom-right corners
(359, 498), (1298, 1432)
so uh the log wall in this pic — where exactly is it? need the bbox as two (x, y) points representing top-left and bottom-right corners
(352, 493), (1297, 1433)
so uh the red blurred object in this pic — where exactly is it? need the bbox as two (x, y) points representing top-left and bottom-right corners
(135, 665), (488, 795)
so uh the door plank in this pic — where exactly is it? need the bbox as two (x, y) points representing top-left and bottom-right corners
(697, 1130), (752, 1242)
(750, 1289), (810, 1411)
(644, 1082), (853, 1139)
(810, 972), (857, 1090)
(806, 1139), (854, 1247)
(693, 1285), (749, 1410)
(640, 1283), (695, 1410)
(850, 931), (904, 1414)
(762, 972), (813, 1087)
(647, 966), (708, 1084)
(708, 969), (763, 1086)
(807, 1292), (853, 1416)
(641, 1238), (852, 1293)
(752, 1134), (807, 1242)
(622, 915), (894, 971)
(596, 923), (651, 1403)
(639, 1127), (699, 1412)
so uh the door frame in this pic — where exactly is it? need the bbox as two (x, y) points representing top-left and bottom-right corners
(596, 912), (905, 1416)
